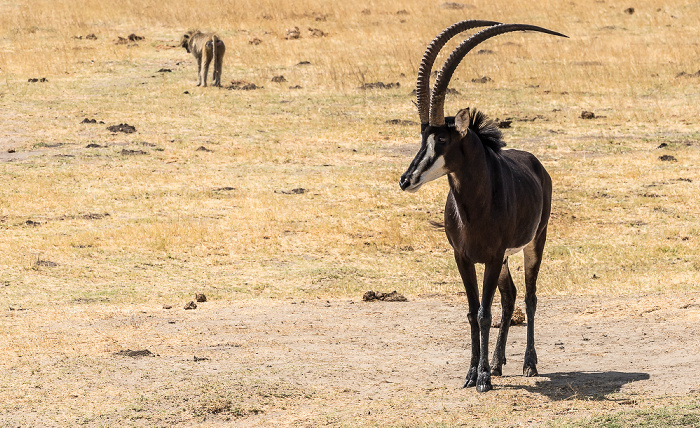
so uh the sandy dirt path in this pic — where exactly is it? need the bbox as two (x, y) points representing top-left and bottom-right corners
(2, 292), (699, 426)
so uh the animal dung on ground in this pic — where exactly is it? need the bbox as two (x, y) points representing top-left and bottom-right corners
(511, 307), (526, 324)
(163, 304), (173, 309)
(157, 68), (172, 73)
(581, 111), (596, 119)
(440, 2), (474, 9)
(359, 82), (400, 90)
(195, 293), (207, 302)
(115, 349), (154, 358)
(285, 26), (301, 40)
(275, 188), (306, 195)
(107, 123), (136, 133)
(115, 34), (143, 45)
(73, 34), (97, 40)
(228, 80), (262, 90)
(249, 37), (263, 45)
(271, 75), (287, 83)
(362, 290), (408, 302)
(81, 212), (110, 220)
(471, 76), (492, 84)
(81, 118), (104, 124)
(497, 120), (512, 129)
(491, 307), (526, 328)
(308, 27), (327, 37)
(184, 301), (197, 310)
(659, 155), (677, 162)
(196, 145), (213, 152)
(386, 119), (418, 126)
(121, 149), (147, 156)
(28, 78), (47, 83)
(676, 70), (700, 78)
(624, 7), (635, 14)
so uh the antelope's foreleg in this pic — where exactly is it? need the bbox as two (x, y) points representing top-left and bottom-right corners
(455, 254), (480, 388)
(476, 258), (503, 392)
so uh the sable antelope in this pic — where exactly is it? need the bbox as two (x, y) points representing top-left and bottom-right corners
(399, 21), (567, 392)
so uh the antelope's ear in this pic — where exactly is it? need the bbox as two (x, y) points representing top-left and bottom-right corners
(454, 108), (471, 137)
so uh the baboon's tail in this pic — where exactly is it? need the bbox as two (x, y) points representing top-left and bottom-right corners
(212, 35), (220, 86)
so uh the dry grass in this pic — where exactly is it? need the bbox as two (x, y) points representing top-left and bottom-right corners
(0, 0), (699, 425)
(0, 0), (697, 304)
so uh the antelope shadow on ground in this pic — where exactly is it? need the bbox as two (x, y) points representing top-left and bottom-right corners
(503, 371), (650, 400)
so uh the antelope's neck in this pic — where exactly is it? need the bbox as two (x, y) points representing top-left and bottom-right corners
(446, 137), (495, 223)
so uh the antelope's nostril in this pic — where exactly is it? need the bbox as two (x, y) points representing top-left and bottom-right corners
(399, 175), (409, 190)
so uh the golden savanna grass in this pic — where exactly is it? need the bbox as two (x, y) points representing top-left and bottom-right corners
(0, 0), (697, 302)
(0, 0), (699, 425)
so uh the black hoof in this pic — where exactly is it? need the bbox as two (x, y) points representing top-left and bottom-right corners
(476, 373), (492, 393)
(463, 368), (478, 388)
(491, 366), (502, 377)
(523, 365), (538, 377)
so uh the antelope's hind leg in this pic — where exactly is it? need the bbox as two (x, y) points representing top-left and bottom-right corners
(490, 257), (516, 376)
(522, 225), (547, 377)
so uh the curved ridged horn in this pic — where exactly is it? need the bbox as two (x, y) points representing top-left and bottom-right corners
(429, 23), (568, 127)
(416, 20), (500, 127)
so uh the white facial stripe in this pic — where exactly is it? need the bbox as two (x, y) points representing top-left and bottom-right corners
(419, 155), (447, 183)
(411, 134), (436, 182)
(414, 135), (435, 180)
(407, 134), (448, 190)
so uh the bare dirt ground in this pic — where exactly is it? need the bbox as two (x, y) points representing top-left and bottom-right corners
(3, 292), (700, 426)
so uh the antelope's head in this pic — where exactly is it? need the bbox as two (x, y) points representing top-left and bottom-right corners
(399, 22), (567, 192)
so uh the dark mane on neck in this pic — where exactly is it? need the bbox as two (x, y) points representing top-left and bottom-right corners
(468, 108), (505, 153)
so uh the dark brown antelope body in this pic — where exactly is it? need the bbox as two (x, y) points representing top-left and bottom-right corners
(399, 21), (566, 392)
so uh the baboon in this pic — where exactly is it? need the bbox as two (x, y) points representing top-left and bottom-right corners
(180, 30), (225, 87)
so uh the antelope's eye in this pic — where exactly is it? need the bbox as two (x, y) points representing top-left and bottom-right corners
(437, 136), (447, 144)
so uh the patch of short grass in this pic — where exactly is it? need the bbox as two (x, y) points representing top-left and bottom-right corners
(553, 401), (700, 428)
